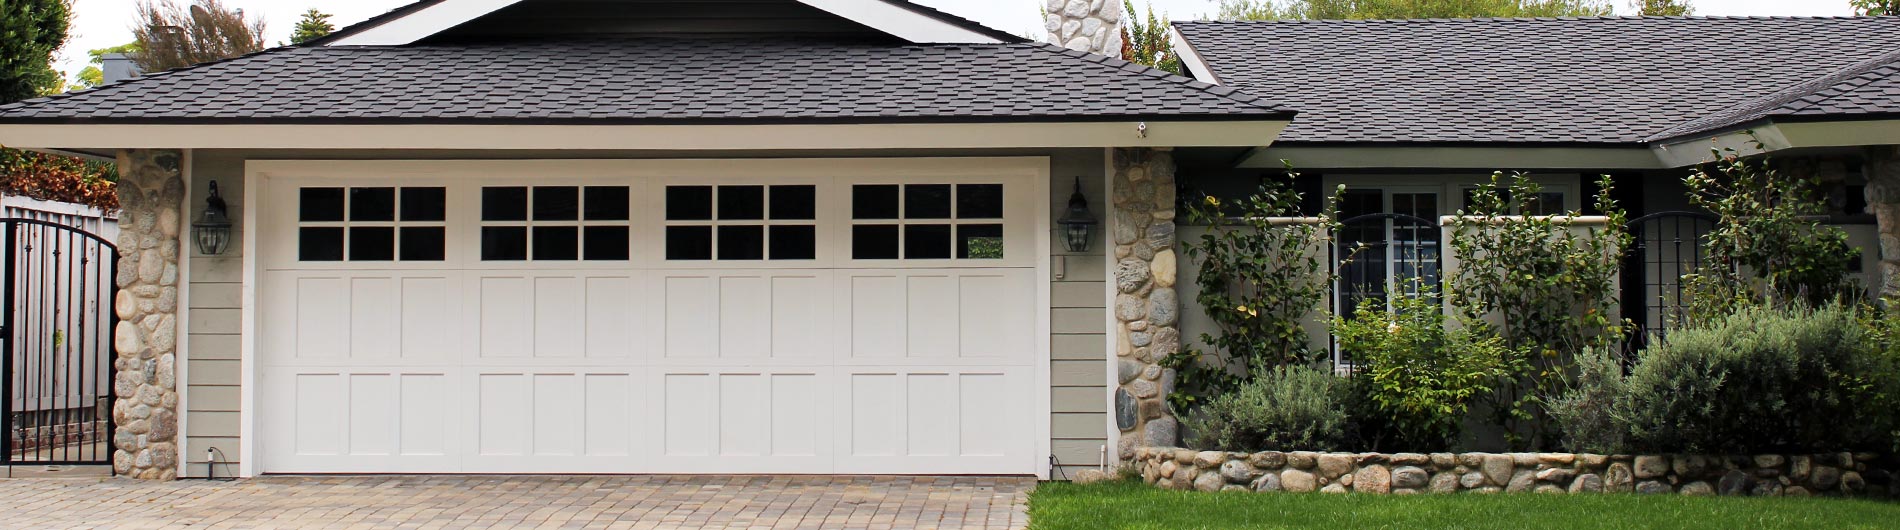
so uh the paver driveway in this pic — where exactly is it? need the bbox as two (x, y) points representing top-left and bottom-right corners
(1, 475), (1033, 529)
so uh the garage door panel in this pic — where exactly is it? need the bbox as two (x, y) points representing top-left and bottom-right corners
(347, 374), (400, 455)
(842, 269), (1036, 363)
(477, 278), (534, 358)
(349, 279), (403, 359)
(582, 374), (635, 456)
(837, 368), (1032, 474)
(293, 277), (350, 359)
(583, 278), (637, 358)
(263, 367), (463, 472)
(399, 277), (460, 359)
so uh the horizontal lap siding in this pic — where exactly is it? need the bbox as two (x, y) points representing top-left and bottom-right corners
(183, 153), (244, 477)
(1050, 149), (1109, 478)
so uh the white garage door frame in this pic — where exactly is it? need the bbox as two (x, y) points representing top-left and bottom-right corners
(235, 157), (1053, 478)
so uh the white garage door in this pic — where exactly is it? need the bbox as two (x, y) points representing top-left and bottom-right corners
(253, 159), (1048, 475)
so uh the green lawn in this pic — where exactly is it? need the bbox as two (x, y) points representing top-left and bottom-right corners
(1028, 480), (1900, 530)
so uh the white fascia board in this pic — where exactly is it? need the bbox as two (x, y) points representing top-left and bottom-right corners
(1169, 31), (1220, 85)
(797, 0), (1004, 43)
(1241, 144), (1668, 170)
(326, 0), (523, 46)
(0, 120), (1287, 151)
(1648, 119), (1900, 168)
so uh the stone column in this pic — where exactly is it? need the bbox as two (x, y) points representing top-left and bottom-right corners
(111, 149), (185, 479)
(1110, 148), (1179, 460)
(1044, 0), (1123, 58)
(1867, 146), (1900, 299)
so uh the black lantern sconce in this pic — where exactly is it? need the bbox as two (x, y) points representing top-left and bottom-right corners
(1056, 177), (1097, 254)
(193, 180), (232, 255)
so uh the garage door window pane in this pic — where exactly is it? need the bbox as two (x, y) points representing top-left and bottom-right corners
(717, 225), (765, 260)
(667, 186), (714, 221)
(853, 185), (899, 220)
(904, 224), (952, 259)
(718, 186), (765, 221)
(533, 187), (580, 221)
(349, 227), (395, 261)
(299, 227), (344, 261)
(483, 187), (529, 221)
(401, 187), (446, 222)
(482, 226), (529, 261)
(350, 188), (397, 222)
(400, 227), (446, 261)
(853, 225), (899, 259)
(957, 184), (1004, 219)
(958, 224), (1005, 259)
(667, 226), (713, 260)
(584, 187), (631, 221)
(584, 226), (630, 261)
(769, 225), (815, 260)
(905, 185), (952, 219)
(532, 226), (579, 260)
(771, 186), (816, 220)
(300, 188), (345, 222)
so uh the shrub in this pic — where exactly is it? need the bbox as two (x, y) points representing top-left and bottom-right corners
(1684, 145), (1860, 313)
(1183, 364), (1349, 452)
(1549, 347), (1628, 454)
(1559, 304), (1899, 454)
(1332, 289), (1514, 450)
(0, 147), (118, 211)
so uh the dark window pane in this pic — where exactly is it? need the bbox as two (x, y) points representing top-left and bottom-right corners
(905, 224), (952, 259)
(906, 184), (952, 219)
(852, 225), (899, 260)
(533, 186), (580, 221)
(533, 226), (579, 261)
(718, 185), (765, 221)
(401, 187), (446, 221)
(958, 224), (1005, 259)
(300, 188), (345, 222)
(770, 225), (816, 260)
(585, 186), (631, 221)
(584, 226), (631, 261)
(666, 226), (713, 260)
(853, 185), (899, 220)
(667, 186), (714, 221)
(483, 187), (529, 221)
(400, 227), (446, 261)
(350, 188), (396, 222)
(770, 185), (816, 220)
(349, 227), (395, 261)
(482, 226), (529, 261)
(299, 227), (344, 261)
(718, 225), (764, 260)
(957, 184), (1004, 219)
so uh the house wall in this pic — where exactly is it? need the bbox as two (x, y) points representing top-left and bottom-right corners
(179, 147), (1109, 478)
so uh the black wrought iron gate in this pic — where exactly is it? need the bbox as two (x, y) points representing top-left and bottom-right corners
(3, 218), (118, 467)
(1621, 211), (1719, 355)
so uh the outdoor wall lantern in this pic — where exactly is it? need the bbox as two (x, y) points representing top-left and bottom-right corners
(193, 180), (232, 256)
(1056, 177), (1097, 253)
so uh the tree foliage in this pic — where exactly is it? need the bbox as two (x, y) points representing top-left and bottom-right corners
(290, 9), (335, 45)
(1683, 144), (1859, 314)
(1120, 0), (1183, 75)
(73, 42), (141, 89)
(1216, 0), (1611, 20)
(131, 0), (266, 73)
(1333, 287), (1514, 450)
(1853, 0), (1899, 16)
(0, 0), (71, 101)
(1633, 0), (1692, 15)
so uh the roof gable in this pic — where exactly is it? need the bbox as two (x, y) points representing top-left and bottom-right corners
(1174, 16), (1900, 144)
(320, 0), (1022, 46)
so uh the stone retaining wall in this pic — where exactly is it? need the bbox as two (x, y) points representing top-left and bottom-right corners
(1132, 447), (1896, 497)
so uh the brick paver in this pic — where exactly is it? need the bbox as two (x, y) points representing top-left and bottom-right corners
(0, 475), (1033, 529)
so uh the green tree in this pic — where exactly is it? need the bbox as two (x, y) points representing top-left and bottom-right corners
(1216, 0), (1611, 20)
(290, 9), (335, 45)
(1852, 0), (1899, 16)
(0, 0), (71, 102)
(1121, 0), (1183, 75)
(131, 0), (266, 73)
(1634, 0), (1693, 15)
(73, 42), (141, 89)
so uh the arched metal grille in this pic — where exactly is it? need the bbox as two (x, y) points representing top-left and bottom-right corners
(1620, 211), (1719, 355)
(4, 218), (119, 468)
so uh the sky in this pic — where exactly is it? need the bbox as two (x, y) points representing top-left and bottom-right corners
(56, 0), (1859, 82)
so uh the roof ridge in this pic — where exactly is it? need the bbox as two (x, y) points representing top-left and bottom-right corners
(1174, 15), (1898, 24)
(1022, 42), (1289, 113)
(0, 46), (303, 112)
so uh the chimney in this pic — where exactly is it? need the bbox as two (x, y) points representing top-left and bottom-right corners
(101, 54), (144, 85)
(1044, 0), (1122, 58)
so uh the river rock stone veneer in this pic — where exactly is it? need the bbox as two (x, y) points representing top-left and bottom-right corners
(1043, 0), (1123, 57)
(110, 149), (185, 480)
(1111, 148), (1180, 460)
(1133, 448), (1897, 497)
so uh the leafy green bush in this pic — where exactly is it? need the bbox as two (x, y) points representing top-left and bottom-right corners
(1332, 289), (1513, 450)
(1557, 304), (1900, 453)
(1183, 364), (1349, 452)
(1684, 146), (1860, 313)
(1549, 347), (1628, 454)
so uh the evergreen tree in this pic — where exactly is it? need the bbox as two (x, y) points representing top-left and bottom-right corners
(0, 0), (72, 102)
(290, 9), (335, 45)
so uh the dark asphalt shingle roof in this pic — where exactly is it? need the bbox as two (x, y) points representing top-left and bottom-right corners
(1653, 49), (1900, 140)
(1174, 16), (1900, 144)
(0, 39), (1287, 124)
